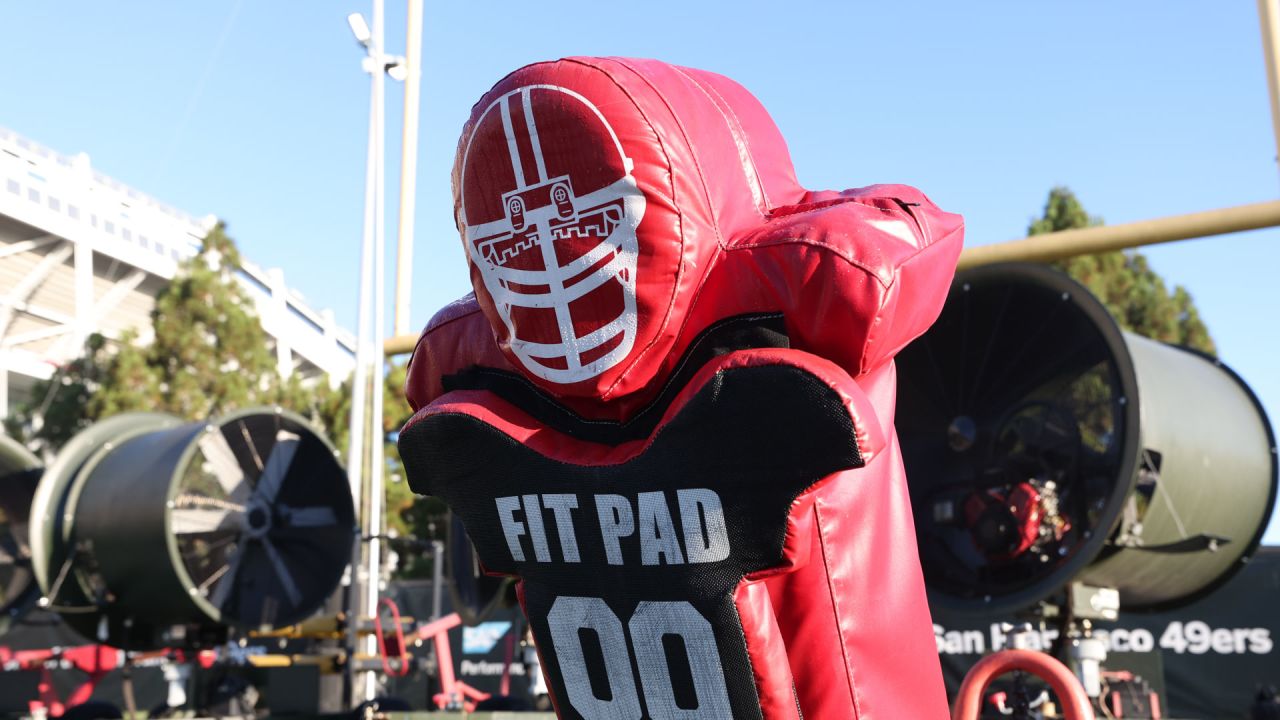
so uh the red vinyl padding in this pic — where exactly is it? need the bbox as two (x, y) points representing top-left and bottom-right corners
(402, 56), (962, 718)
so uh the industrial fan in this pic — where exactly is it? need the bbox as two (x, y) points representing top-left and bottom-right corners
(29, 408), (356, 649)
(896, 263), (1276, 615)
(0, 434), (41, 634)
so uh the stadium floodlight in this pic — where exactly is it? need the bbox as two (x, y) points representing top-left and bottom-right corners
(347, 12), (372, 46)
(386, 57), (408, 82)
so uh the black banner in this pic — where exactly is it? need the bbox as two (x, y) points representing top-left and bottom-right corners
(933, 546), (1280, 719)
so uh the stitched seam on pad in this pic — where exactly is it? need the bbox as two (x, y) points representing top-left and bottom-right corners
(862, 221), (962, 371)
(892, 213), (960, 267)
(671, 65), (769, 219)
(768, 195), (896, 221)
(407, 304), (489, 403)
(862, 272), (895, 376)
(571, 57), (697, 402)
(730, 197), (931, 285)
(592, 58), (723, 400)
(729, 585), (765, 720)
(726, 235), (892, 289)
(815, 502), (862, 719)
(604, 58), (723, 249)
(422, 303), (485, 338)
(702, 79), (774, 211)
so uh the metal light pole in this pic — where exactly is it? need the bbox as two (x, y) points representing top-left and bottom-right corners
(394, 0), (424, 337)
(1259, 0), (1280, 177)
(365, 0), (391, 702)
(344, 0), (396, 704)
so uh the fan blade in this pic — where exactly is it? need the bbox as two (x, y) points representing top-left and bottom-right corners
(281, 505), (338, 528)
(206, 538), (248, 610)
(0, 533), (19, 565)
(254, 431), (301, 503)
(197, 430), (251, 501)
(172, 506), (244, 535)
(261, 537), (302, 607)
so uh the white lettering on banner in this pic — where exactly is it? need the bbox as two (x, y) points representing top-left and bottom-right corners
(988, 624), (1059, 652)
(1159, 621), (1273, 655)
(548, 596), (731, 719)
(934, 622), (1274, 656)
(495, 490), (733, 566)
(934, 624), (986, 654)
(1130, 629), (1155, 653)
(460, 660), (528, 677)
(1104, 628), (1156, 653)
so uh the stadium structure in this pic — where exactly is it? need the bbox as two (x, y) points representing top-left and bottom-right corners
(0, 127), (356, 418)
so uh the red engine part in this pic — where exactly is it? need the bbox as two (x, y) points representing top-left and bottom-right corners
(964, 482), (1044, 560)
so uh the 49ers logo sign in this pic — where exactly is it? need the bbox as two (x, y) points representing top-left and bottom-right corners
(459, 85), (646, 384)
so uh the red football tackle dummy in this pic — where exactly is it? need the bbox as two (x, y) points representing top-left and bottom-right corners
(399, 57), (963, 719)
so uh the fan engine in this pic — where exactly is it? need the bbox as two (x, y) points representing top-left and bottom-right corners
(897, 263), (1276, 615)
(29, 408), (355, 649)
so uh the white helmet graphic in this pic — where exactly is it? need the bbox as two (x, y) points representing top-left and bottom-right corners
(459, 85), (646, 385)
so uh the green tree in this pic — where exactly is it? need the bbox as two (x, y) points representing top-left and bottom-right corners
(1031, 187), (1216, 355)
(146, 223), (279, 418)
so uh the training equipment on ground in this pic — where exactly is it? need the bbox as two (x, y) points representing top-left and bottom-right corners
(400, 56), (963, 719)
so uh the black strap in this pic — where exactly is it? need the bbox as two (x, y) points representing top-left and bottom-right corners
(442, 312), (789, 445)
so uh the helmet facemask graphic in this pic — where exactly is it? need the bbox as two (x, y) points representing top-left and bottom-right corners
(461, 85), (646, 385)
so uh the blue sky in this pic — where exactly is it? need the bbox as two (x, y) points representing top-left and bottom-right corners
(2, 2), (1277, 540)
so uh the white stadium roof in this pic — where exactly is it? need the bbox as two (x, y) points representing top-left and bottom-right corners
(0, 127), (356, 415)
